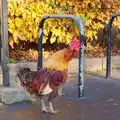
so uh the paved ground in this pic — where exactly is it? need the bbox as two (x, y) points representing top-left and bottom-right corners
(0, 69), (120, 120)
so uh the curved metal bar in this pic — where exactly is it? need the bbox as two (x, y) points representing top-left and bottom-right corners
(37, 14), (84, 98)
(106, 12), (120, 79)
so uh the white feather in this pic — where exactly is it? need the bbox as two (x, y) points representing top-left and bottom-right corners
(41, 84), (53, 95)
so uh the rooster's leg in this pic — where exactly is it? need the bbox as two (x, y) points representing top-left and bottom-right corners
(48, 90), (60, 114)
(58, 85), (65, 96)
(49, 101), (60, 114)
(41, 98), (49, 113)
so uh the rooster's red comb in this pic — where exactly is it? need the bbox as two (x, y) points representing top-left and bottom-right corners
(69, 39), (80, 48)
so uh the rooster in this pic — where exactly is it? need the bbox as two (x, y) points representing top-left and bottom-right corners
(17, 39), (80, 114)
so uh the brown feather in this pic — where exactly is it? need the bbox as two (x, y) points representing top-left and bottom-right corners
(17, 47), (75, 100)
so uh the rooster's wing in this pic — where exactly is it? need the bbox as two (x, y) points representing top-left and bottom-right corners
(24, 68), (64, 96)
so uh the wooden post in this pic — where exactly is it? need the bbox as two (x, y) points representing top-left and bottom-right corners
(1, 0), (10, 86)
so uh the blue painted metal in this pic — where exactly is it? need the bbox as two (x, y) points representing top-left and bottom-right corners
(106, 12), (120, 79)
(37, 14), (84, 98)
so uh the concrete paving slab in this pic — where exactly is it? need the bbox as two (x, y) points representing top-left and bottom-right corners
(0, 73), (120, 120)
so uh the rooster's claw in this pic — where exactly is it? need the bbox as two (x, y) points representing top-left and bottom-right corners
(49, 110), (60, 114)
(41, 107), (50, 113)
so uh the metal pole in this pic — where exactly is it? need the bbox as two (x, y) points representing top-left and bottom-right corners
(106, 12), (120, 79)
(106, 22), (112, 79)
(1, 0), (9, 86)
(37, 14), (84, 98)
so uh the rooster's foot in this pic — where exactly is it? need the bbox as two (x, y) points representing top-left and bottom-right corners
(41, 107), (50, 113)
(49, 102), (60, 114)
(61, 92), (65, 96)
(49, 109), (60, 114)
